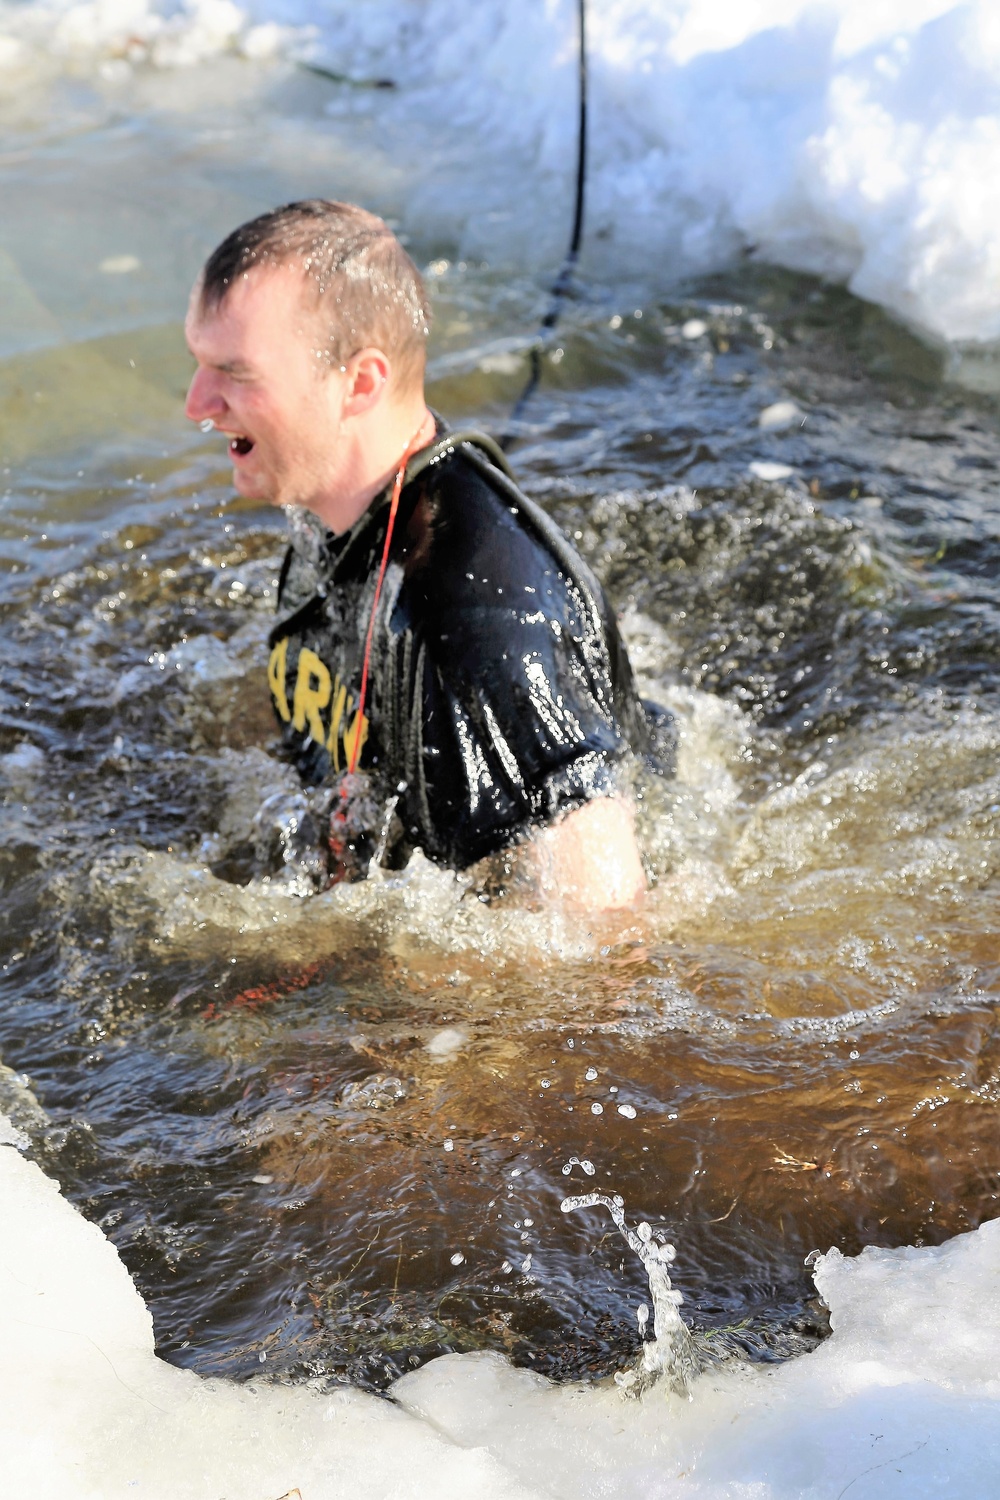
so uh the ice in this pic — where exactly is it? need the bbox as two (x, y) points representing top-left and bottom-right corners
(2, 1), (1000, 343)
(758, 400), (804, 431)
(0, 1123), (537, 1499)
(4, 1108), (1000, 1497)
(748, 459), (795, 480)
(425, 1025), (468, 1059)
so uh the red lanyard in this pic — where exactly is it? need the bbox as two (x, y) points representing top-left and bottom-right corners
(347, 423), (429, 774)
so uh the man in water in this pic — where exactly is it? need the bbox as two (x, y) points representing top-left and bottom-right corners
(184, 199), (652, 909)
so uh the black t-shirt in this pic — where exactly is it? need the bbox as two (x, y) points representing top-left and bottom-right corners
(266, 430), (650, 871)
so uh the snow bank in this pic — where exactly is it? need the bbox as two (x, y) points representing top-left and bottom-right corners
(2, 0), (999, 344)
(3, 1110), (1000, 1499)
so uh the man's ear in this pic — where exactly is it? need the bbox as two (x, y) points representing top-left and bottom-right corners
(342, 348), (392, 418)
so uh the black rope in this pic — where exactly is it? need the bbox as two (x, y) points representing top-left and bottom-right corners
(499, 0), (588, 449)
(297, 61), (396, 89)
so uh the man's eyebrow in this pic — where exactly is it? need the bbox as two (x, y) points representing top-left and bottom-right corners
(214, 358), (254, 375)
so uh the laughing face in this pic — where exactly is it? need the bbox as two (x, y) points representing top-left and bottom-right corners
(184, 263), (351, 516)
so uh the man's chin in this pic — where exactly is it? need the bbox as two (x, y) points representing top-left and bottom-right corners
(230, 464), (275, 503)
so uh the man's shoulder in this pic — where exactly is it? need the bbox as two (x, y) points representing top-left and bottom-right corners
(418, 439), (532, 535)
(401, 441), (570, 610)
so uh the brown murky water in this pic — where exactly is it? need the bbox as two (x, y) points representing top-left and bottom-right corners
(1, 70), (999, 1395)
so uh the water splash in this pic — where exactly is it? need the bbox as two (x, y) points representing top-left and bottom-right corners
(561, 1192), (698, 1397)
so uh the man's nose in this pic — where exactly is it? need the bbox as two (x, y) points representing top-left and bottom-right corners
(184, 368), (227, 424)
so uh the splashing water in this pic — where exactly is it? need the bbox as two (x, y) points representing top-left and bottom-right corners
(561, 1193), (698, 1396)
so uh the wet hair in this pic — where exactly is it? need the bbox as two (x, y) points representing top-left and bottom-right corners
(198, 199), (431, 390)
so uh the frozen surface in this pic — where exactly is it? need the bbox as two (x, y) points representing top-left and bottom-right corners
(2, 1), (1000, 344)
(3, 1111), (1000, 1499)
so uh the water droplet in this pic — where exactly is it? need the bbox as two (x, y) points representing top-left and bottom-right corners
(443, 1139), (454, 1152)
(501, 1260), (513, 1274)
(251, 1174), (274, 1185)
(510, 1167), (522, 1177)
(521, 1255), (532, 1273)
(523, 1218), (534, 1227)
(617, 1104), (637, 1119)
(585, 1067), (598, 1081)
(591, 1102), (604, 1115)
(199, 418), (215, 433)
(540, 1079), (552, 1089)
(450, 1252), (465, 1266)
(258, 1350), (266, 1363)
(581, 1159), (596, 1176)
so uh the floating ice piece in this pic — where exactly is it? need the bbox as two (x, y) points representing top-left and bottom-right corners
(425, 1027), (467, 1059)
(758, 400), (804, 431)
(99, 255), (140, 274)
(748, 460), (795, 481)
(0, 741), (45, 778)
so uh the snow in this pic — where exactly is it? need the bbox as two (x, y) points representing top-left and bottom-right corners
(2, 1), (1000, 344)
(3, 1112), (1000, 1499)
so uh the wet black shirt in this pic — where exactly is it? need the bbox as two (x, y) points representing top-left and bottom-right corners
(267, 431), (649, 871)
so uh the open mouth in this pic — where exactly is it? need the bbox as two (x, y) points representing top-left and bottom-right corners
(230, 435), (254, 457)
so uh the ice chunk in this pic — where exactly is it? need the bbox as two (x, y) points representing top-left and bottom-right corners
(749, 459), (795, 480)
(425, 1026), (467, 1059)
(758, 400), (804, 431)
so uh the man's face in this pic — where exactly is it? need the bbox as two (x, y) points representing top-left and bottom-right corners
(184, 265), (347, 512)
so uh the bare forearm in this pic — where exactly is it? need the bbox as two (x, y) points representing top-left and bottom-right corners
(519, 796), (646, 910)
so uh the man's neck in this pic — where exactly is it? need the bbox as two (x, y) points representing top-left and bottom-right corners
(312, 404), (436, 535)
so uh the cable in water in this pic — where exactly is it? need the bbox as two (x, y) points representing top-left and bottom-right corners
(500, 0), (588, 450)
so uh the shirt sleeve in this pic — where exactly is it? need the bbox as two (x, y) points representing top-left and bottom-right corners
(393, 463), (630, 868)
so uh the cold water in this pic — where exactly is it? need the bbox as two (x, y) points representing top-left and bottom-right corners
(1, 12), (999, 1435)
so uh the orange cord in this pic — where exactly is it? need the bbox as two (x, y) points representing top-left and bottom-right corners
(327, 423), (430, 879)
(348, 424), (429, 774)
